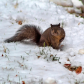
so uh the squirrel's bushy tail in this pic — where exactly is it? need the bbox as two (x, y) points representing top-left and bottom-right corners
(4, 25), (42, 44)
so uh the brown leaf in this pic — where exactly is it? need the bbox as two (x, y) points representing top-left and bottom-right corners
(21, 65), (23, 66)
(22, 81), (25, 84)
(37, 56), (41, 58)
(50, 54), (53, 57)
(64, 64), (71, 68)
(2, 54), (3, 57)
(68, 66), (77, 71)
(78, 23), (80, 25)
(75, 66), (82, 74)
(18, 21), (22, 25)
(14, 3), (18, 8)
(67, 58), (70, 61)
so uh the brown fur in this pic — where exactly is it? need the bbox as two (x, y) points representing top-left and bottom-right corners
(4, 23), (65, 49)
(38, 24), (65, 49)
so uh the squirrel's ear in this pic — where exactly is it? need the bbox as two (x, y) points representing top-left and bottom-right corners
(57, 23), (60, 26)
(50, 24), (52, 27)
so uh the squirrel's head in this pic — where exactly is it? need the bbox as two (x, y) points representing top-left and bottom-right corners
(51, 23), (62, 36)
(50, 23), (65, 49)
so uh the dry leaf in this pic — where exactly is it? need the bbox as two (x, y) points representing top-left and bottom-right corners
(79, 13), (84, 17)
(64, 64), (82, 74)
(68, 66), (77, 71)
(14, 3), (18, 8)
(75, 66), (82, 74)
(18, 21), (22, 25)
(78, 23), (80, 25)
(37, 56), (41, 58)
(22, 81), (25, 84)
(64, 64), (71, 68)
(2, 54), (3, 56)
(21, 65), (23, 66)
(4, 47), (6, 53)
(9, 80), (11, 82)
(67, 58), (70, 61)
(50, 54), (53, 57)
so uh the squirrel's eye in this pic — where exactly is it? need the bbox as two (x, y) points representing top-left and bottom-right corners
(56, 30), (61, 35)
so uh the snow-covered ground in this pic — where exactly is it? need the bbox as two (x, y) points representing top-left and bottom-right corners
(0, 0), (84, 84)
(50, 0), (84, 14)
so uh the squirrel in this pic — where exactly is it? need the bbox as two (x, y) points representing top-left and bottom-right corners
(4, 23), (65, 49)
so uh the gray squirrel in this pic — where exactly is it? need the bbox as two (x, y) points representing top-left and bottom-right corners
(4, 23), (65, 49)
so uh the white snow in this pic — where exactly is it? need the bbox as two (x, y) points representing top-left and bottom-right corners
(0, 0), (84, 84)
(44, 77), (56, 84)
(78, 49), (84, 54)
(49, 0), (73, 7)
(71, 0), (83, 8)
